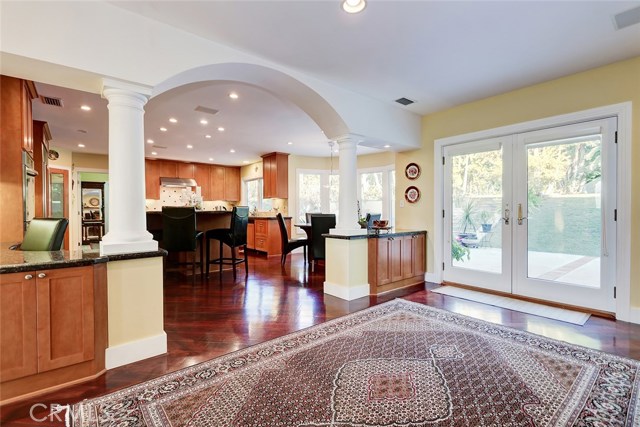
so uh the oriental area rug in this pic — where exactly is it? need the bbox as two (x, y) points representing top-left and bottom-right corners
(74, 300), (640, 426)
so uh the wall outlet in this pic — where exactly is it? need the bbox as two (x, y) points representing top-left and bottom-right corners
(400, 200), (405, 208)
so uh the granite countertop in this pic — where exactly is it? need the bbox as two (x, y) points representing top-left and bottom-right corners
(324, 229), (427, 240)
(0, 245), (167, 274)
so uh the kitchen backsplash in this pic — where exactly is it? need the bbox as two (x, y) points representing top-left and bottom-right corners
(145, 187), (233, 211)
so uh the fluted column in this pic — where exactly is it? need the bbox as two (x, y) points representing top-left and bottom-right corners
(332, 136), (364, 234)
(100, 79), (157, 255)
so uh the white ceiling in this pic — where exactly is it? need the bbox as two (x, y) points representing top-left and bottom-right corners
(32, 0), (640, 165)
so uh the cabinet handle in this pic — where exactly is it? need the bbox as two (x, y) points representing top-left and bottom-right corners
(24, 274), (33, 280)
(37, 273), (46, 279)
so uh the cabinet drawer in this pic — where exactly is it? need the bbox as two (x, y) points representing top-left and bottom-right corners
(254, 220), (268, 236)
(255, 237), (268, 251)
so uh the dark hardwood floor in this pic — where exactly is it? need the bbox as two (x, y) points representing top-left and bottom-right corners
(3, 252), (640, 426)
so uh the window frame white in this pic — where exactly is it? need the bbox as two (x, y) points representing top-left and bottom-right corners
(357, 164), (396, 226)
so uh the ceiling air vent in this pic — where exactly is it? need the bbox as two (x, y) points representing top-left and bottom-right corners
(395, 97), (415, 106)
(614, 5), (640, 30)
(194, 106), (219, 115)
(40, 95), (63, 107)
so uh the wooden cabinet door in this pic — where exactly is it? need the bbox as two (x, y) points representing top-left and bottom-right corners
(21, 81), (33, 154)
(145, 159), (161, 199)
(177, 163), (194, 179)
(247, 222), (255, 249)
(0, 272), (37, 382)
(158, 160), (177, 179)
(375, 238), (393, 287)
(36, 267), (94, 373)
(402, 235), (416, 279)
(414, 233), (426, 277)
(262, 153), (288, 199)
(210, 166), (225, 200)
(390, 237), (404, 283)
(262, 155), (274, 198)
(194, 164), (211, 200)
(224, 167), (241, 201)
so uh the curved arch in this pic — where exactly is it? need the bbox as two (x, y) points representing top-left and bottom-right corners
(153, 63), (349, 139)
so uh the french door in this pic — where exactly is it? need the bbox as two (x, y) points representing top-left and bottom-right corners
(443, 118), (617, 312)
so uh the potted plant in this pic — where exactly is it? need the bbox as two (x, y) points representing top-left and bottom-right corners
(357, 201), (367, 229)
(478, 210), (493, 232)
(457, 200), (477, 237)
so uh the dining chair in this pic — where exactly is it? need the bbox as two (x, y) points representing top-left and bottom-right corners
(305, 212), (322, 224)
(13, 218), (69, 251)
(309, 214), (336, 272)
(205, 206), (249, 280)
(162, 207), (204, 284)
(277, 213), (308, 265)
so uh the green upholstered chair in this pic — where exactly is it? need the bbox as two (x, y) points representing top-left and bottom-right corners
(18, 218), (68, 251)
(162, 207), (204, 284)
(277, 213), (308, 265)
(309, 214), (336, 272)
(205, 206), (249, 280)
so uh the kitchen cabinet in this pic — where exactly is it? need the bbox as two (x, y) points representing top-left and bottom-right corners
(224, 167), (241, 201)
(210, 165), (225, 200)
(145, 159), (160, 199)
(247, 222), (255, 249)
(249, 217), (290, 256)
(194, 164), (211, 200)
(158, 160), (178, 179)
(177, 162), (194, 179)
(0, 76), (38, 243)
(32, 121), (52, 218)
(0, 264), (107, 403)
(368, 232), (427, 295)
(261, 152), (288, 199)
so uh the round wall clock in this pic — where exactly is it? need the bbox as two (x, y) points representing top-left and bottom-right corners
(405, 163), (421, 180)
(405, 186), (420, 203)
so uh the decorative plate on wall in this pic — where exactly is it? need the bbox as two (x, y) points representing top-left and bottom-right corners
(88, 197), (100, 207)
(405, 163), (421, 180)
(405, 186), (420, 203)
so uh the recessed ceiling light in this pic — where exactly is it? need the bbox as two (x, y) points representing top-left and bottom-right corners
(169, 117), (177, 123)
(151, 151), (158, 155)
(77, 143), (85, 148)
(200, 119), (208, 125)
(230, 149), (236, 153)
(242, 160), (250, 164)
(287, 141), (293, 145)
(147, 139), (154, 144)
(160, 127), (167, 132)
(383, 144), (391, 148)
(342, 0), (366, 14)
(218, 127), (225, 132)
(80, 105), (91, 111)
(187, 144), (193, 149)
(205, 134), (212, 139)
(229, 92), (239, 99)
(209, 157), (214, 161)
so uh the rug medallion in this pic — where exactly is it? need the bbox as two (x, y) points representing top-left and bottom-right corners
(75, 300), (640, 426)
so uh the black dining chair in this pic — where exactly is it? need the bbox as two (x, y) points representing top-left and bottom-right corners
(305, 212), (322, 224)
(11, 218), (69, 251)
(205, 206), (249, 280)
(309, 214), (336, 272)
(162, 207), (204, 284)
(366, 213), (381, 228)
(277, 213), (308, 265)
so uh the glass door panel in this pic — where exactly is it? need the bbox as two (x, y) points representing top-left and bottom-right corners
(513, 118), (616, 312)
(443, 137), (512, 293)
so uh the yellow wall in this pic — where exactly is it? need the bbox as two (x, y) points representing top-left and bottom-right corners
(49, 146), (72, 169)
(72, 152), (108, 170)
(106, 257), (164, 346)
(395, 56), (640, 303)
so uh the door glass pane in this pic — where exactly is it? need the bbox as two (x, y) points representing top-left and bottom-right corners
(50, 173), (64, 218)
(451, 149), (502, 273)
(526, 136), (601, 288)
(298, 173), (322, 223)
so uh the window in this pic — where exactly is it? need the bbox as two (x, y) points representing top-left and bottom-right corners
(296, 170), (339, 223)
(358, 166), (395, 225)
(245, 178), (272, 212)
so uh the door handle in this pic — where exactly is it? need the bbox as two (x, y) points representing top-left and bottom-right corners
(24, 274), (33, 280)
(502, 208), (510, 225)
(37, 273), (46, 279)
(517, 203), (527, 225)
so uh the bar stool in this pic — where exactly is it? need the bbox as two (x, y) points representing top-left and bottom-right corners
(162, 207), (204, 284)
(205, 206), (249, 279)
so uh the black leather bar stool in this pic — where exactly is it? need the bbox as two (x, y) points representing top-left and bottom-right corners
(277, 213), (308, 265)
(205, 206), (249, 279)
(162, 207), (204, 284)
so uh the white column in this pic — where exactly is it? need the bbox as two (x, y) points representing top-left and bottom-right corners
(100, 79), (157, 255)
(331, 136), (365, 235)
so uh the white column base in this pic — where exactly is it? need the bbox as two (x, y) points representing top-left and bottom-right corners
(100, 239), (158, 255)
(329, 227), (367, 236)
(105, 332), (167, 369)
(324, 281), (369, 301)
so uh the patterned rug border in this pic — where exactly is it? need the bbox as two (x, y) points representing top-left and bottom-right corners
(74, 299), (640, 426)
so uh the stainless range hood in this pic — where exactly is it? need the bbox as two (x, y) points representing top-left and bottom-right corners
(160, 177), (198, 187)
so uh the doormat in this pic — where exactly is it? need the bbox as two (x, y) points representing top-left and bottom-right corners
(74, 299), (638, 426)
(431, 285), (591, 325)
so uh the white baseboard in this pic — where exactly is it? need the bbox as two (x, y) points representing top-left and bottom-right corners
(425, 272), (440, 284)
(324, 281), (369, 301)
(625, 307), (640, 325)
(105, 332), (167, 369)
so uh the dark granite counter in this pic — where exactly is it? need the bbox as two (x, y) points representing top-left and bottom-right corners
(0, 245), (167, 274)
(324, 229), (427, 240)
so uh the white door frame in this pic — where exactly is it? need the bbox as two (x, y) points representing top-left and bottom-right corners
(433, 102), (632, 321)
